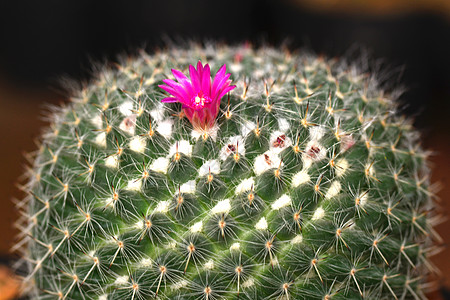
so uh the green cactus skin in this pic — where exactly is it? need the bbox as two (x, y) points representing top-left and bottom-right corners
(17, 44), (438, 299)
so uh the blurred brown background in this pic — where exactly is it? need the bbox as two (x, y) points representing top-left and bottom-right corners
(0, 0), (449, 299)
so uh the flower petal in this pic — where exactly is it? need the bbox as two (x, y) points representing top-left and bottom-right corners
(161, 97), (179, 103)
(159, 81), (190, 103)
(215, 64), (227, 78)
(212, 65), (228, 91)
(158, 84), (176, 95)
(196, 61), (204, 75)
(171, 68), (189, 83)
(201, 64), (211, 96)
(162, 78), (180, 89)
(217, 85), (236, 99)
(189, 64), (201, 91)
(174, 70), (196, 96)
(212, 73), (231, 97)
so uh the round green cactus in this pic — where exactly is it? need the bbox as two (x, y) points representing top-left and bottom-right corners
(17, 44), (438, 299)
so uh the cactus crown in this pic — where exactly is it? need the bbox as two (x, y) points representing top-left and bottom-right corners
(16, 44), (438, 300)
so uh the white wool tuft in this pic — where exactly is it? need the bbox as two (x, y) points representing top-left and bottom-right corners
(155, 200), (171, 213)
(269, 131), (292, 154)
(278, 118), (290, 132)
(254, 150), (281, 176)
(91, 114), (103, 129)
(241, 120), (256, 136)
(271, 194), (292, 210)
(140, 258), (152, 267)
(190, 124), (219, 141)
(114, 275), (128, 285)
(105, 155), (119, 169)
(118, 101), (134, 116)
(119, 114), (137, 135)
(358, 192), (369, 207)
(169, 140), (192, 156)
(129, 136), (146, 153)
(150, 157), (169, 174)
(312, 207), (325, 220)
(235, 177), (255, 194)
(255, 217), (268, 230)
(230, 63), (242, 73)
(230, 242), (240, 251)
(157, 119), (173, 138)
(220, 135), (245, 160)
(95, 132), (107, 148)
(242, 278), (255, 288)
(336, 159), (349, 177)
(179, 180), (196, 194)
(134, 220), (144, 230)
(150, 103), (166, 122)
(292, 170), (311, 187)
(199, 159), (220, 176)
(291, 235), (303, 244)
(325, 181), (341, 199)
(126, 179), (142, 191)
(190, 221), (203, 233)
(309, 125), (326, 141)
(302, 141), (327, 164)
(171, 280), (189, 290)
(211, 199), (231, 214)
(204, 259), (214, 270)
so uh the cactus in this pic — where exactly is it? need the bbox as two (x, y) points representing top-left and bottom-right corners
(16, 44), (438, 299)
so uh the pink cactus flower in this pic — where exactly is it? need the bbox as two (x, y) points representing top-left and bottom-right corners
(159, 61), (236, 130)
